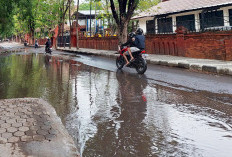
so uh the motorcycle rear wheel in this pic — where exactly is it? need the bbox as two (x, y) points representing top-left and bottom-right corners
(116, 56), (125, 70)
(136, 57), (147, 74)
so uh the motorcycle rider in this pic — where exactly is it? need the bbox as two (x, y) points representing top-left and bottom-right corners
(130, 28), (145, 52)
(45, 37), (51, 53)
(121, 28), (145, 66)
(35, 39), (38, 48)
(121, 32), (136, 66)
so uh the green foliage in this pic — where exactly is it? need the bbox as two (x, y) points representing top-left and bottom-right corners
(0, 0), (160, 38)
(79, 1), (103, 10)
(137, 0), (160, 12)
(79, 3), (91, 10)
(0, 0), (65, 38)
(0, 0), (18, 38)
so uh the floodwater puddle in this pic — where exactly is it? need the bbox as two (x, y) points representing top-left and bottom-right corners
(0, 53), (232, 157)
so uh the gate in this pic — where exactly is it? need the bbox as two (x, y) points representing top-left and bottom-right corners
(57, 36), (70, 47)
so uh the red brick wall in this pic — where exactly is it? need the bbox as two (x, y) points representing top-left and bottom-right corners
(182, 32), (232, 60)
(78, 37), (119, 51)
(58, 31), (232, 61)
(145, 34), (178, 56)
(145, 33), (231, 60)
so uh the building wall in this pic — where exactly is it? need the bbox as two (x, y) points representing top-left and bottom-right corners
(139, 5), (232, 34)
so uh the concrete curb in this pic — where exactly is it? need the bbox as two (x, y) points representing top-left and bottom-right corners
(57, 48), (232, 76)
(0, 98), (79, 157)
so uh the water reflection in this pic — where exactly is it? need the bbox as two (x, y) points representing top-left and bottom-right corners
(113, 72), (151, 156)
(0, 53), (80, 121)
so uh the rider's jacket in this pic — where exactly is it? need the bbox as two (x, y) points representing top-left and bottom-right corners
(45, 40), (51, 48)
(134, 35), (145, 50)
(122, 35), (145, 50)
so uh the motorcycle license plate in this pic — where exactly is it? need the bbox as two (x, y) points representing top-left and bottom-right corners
(142, 54), (148, 58)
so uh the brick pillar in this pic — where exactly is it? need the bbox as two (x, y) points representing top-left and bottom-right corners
(176, 33), (185, 57)
(225, 39), (232, 61)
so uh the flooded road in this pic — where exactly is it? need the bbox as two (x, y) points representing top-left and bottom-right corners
(1, 51), (232, 157)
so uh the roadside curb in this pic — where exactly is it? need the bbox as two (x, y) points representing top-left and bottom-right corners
(57, 48), (232, 76)
(0, 98), (79, 157)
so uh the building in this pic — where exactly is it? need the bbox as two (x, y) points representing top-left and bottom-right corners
(72, 10), (108, 35)
(132, 0), (232, 34)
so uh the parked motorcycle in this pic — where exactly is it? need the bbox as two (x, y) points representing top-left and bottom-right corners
(116, 46), (147, 74)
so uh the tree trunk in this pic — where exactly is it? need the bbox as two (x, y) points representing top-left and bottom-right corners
(118, 22), (128, 44)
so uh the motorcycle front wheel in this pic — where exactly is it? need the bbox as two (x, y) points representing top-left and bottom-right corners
(136, 57), (147, 74)
(116, 56), (125, 70)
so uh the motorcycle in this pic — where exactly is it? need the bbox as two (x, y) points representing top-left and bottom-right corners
(35, 43), (39, 48)
(116, 46), (147, 74)
(45, 47), (52, 54)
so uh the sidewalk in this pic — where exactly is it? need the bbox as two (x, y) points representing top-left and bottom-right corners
(57, 47), (232, 76)
(0, 98), (79, 157)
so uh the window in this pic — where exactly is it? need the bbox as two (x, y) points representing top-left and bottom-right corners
(157, 17), (173, 33)
(176, 14), (195, 31)
(229, 9), (232, 26)
(146, 20), (155, 34)
(200, 10), (224, 29)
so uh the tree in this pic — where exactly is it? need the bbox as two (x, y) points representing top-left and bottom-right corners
(0, 0), (20, 38)
(12, 0), (62, 43)
(109, 0), (139, 44)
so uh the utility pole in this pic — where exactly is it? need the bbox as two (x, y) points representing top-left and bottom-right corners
(76, 0), (79, 49)
(95, 1), (97, 35)
(68, 0), (72, 49)
(90, 0), (92, 37)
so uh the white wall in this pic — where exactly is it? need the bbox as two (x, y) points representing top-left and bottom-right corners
(138, 5), (232, 34)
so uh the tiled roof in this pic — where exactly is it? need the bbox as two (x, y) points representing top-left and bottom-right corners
(133, 0), (232, 19)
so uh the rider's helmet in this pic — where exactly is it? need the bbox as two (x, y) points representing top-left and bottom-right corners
(128, 32), (136, 39)
(136, 28), (143, 35)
